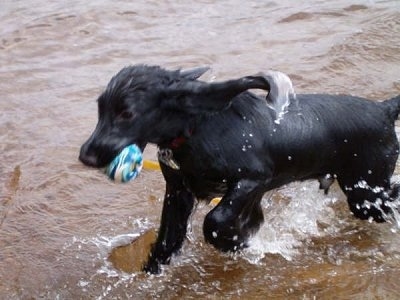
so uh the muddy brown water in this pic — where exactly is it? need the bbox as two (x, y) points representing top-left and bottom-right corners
(1, 1), (400, 299)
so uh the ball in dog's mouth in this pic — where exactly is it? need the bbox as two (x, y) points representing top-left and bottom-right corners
(105, 144), (143, 183)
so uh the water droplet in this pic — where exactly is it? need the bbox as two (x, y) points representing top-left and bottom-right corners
(344, 139), (348, 143)
(372, 186), (383, 193)
(212, 231), (218, 238)
(368, 170), (372, 174)
(288, 156), (292, 161)
(78, 280), (89, 287)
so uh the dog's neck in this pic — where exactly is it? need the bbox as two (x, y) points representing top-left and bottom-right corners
(169, 135), (188, 149)
(154, 117), (194, 150)
(168, 128), (194, 149)
(157, 128), (194, 170)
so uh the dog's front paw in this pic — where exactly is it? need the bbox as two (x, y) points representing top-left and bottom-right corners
(142, 258), (162, 274)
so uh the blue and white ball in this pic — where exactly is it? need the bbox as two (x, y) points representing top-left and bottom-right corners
(105, 144), (143, 183)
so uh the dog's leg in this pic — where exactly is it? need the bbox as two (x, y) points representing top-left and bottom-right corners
(143, 167), (195, 274)
(344, 187), (396, 222)
(203, 179), (266, 252)
(337, 170), (397, 222)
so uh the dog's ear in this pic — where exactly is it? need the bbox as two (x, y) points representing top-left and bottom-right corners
(179, 66), (210, 80)
(166, 75), (271, 113)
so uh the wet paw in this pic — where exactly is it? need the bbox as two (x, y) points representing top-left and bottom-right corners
(142, 259), (161, 274)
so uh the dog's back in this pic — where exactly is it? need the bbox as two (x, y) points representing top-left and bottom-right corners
(175, 92), (399, 192)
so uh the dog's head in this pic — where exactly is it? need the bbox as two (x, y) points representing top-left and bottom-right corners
(79, 65), (271, 168)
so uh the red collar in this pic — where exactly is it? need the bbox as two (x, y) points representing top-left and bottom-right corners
(169, 129), (193, 149)
(170, 135), (187, 148)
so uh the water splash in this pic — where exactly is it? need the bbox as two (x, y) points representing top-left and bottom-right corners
(261, 70), (296, 124)
(243, 182), (338, 264)
(62, 217), (154, 298)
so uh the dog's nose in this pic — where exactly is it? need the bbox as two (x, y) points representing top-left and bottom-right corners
(79, 144), (98, 167)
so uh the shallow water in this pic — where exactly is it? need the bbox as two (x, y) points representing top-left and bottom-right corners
(1, 0), (400, 299)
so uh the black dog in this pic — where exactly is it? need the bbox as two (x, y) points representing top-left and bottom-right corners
(79, 65), (400, 274)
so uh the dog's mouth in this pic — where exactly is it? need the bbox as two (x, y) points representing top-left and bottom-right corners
(79, 140), (147, 169)
(79, 147), (113, 169)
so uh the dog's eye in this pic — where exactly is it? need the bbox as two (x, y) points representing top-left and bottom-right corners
(118, 110), (134, 120)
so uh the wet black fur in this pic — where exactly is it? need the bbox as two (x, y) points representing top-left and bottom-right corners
(80, 65), (400, 274)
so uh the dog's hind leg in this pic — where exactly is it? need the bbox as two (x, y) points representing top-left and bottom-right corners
(343, 186), (398, 222)
(143, 166), (196, 274)
(337, 167), (398, 223)
(203, 179), (267, 252)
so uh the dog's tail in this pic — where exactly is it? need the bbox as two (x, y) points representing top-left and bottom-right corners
(262, 71), (295, 124)
(383, 95), (400, 120)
